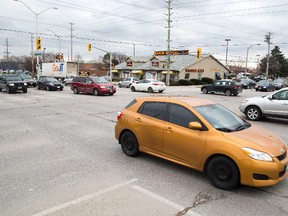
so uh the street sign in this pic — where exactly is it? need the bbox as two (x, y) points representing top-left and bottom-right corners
(34, 52), (41, 56)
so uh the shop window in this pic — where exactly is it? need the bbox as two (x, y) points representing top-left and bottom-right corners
(185, 73), (190, 80)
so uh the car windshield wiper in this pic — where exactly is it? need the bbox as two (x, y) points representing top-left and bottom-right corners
(215, 127), (234, 132)
(234, 123), (250, 131)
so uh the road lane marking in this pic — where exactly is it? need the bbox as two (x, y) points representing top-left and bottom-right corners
(132, 185), (201, 216)
(31, 178), (138, 216)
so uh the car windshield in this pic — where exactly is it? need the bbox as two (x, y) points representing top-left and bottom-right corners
(258, 80), (269, 85)
(46, 77), (59, 82)
(6, 76), (22, 81)
(90, 76), (108, 84)
(194, 104), (251, 132)
(20, 74), (32, 79)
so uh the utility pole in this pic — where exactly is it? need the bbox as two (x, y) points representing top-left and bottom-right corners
(166, 0), (172, 86)
(70, 22), (74, 62)
(4, 38), (11, 63)
(31, 33), (35, 75)
(264, 32), (272, 80)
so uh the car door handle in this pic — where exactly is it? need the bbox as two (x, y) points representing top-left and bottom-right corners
(135, 117), (142, 122)
(165, 127), (173, 132)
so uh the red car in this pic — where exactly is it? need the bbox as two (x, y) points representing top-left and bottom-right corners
(71, 76), (116, 96)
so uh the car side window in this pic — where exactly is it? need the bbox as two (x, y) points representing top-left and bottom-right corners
(168, 104), (200, 128)
(274, 90), (288, 100)
(86, 78), (92, 84)
(79, 77), (86, 83)
(138, 102), (167, 121)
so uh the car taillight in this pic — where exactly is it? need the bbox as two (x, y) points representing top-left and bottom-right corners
(234, 85), (239, 89)
(117, 111), (122, 120)
(153, 83), (159, 86)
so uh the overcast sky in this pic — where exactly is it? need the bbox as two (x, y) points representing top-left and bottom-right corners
(1, 0), (287, 68)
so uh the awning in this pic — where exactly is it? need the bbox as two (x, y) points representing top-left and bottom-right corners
(162, 71), (174, 75)
(131, 70), (144, 75)
(111, 70), (118, 73)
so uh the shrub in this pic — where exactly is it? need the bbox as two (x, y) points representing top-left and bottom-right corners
(170, 81), (180, 86)
(179, 79), (190, 85)
(201, 77), (213, 84)
(190, 79), (203, 85)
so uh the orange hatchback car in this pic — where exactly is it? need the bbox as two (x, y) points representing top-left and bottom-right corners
(115, 97), (288, 190)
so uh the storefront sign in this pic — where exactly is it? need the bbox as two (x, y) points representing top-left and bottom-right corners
(185, 69), (204, 72)
(154, 50), (189, 56)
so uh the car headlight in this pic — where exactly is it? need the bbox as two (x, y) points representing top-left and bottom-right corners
(100, 86), (106, 89)
(49, 82), (54, 86)
(242, 147), (273, 162)
(24, 83), (27, 86)
(9, 83), (14, 86)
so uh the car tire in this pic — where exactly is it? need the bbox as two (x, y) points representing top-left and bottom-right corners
(118, 83), (122, 88)
(202, 88), (208, 94)
(233, 93), (238, 96)
(93, 88), (99, 96)
(37, 85), (40, 90)
(6, 87), (10, 94)
(73, 87), (79, 94)
(225, 89), (232, 96)
(120, 131), (139, 157)
(64, 82), (67, 86)
(245, 106), (262, 121)
(148, 87), (153, 93)
(159, 90), (163, 93)
(46, 86), (50, 91)
(131, 86), (136, 92)
(207, 156), (240, 190)
(23, 88), (27, 93)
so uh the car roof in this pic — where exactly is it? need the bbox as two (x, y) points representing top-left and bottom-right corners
(135, 96), (216, 107)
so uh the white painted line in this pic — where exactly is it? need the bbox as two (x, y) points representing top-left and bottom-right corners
(31, 178), (138, 216)
(132, 185), (201, 216)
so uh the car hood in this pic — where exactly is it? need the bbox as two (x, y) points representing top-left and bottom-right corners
(7, 81), (26, 84)
(223, 124), (287, 157)
(96, 82), (113, 86)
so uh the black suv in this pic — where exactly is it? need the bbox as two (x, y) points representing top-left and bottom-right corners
(0, 74), (28, 93)
(201, 80), (242, 96)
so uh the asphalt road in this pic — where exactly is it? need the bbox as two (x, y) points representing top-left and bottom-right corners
(0, 85), (287, 216)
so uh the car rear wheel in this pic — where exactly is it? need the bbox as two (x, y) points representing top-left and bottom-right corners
(233, 93), (238, 96)
(93, 88), (99, 96)
(159, 90), (163, 93)
(245, 106), (262, 121)
(37, 85), (40, 90)
(73, 87), (79, 94)
(202, 87), (208, 94)
(120, 131), (139, 157)
(225, 89), (232, 96)
(131, 86), (136, 92)
(148, 87), (153, 93)
(207, 156), (239, 190)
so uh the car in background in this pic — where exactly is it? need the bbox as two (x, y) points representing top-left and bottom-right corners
(37, 76), (64, 91)
(273, 78), (287, 90)
(71, 76), (116, 96)
(239, 87), (288, 121)
(201, 80), (242, 96)
(237, 79), (256, 89)
(115, 96), (288, 190)
(18, 73), (37, 87)
(63, 75), (76, 86)
(255, 80), (275, 92)
(118, 77), (139, 88)
(130, 79), (166, 93)
(0, 74), (28, 93)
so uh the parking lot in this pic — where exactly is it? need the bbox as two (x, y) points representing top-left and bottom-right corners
(0, 86), (287, 216)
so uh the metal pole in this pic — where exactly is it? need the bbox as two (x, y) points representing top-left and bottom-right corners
(265, 32), (271, 80)
(225, 39), (231, 67)
(166, 0), (171, 86)
(245, 44), (260, 73)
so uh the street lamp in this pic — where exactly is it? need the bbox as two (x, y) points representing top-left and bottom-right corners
(14, 0), (57, 79)
(47, 29), (61, 52)
(225, 39), (231, 67)
(245, 44), (260, 73)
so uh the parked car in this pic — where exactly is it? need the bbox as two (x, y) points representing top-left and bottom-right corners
(71, 76), (116, 96)
(237, 79), (256, 89)
(0, 74), (28, 93)
(273, 78), (287, 90)
(118, 77), (139, 88)
(18, 73), (37, 87)
(130, 79), (166, 93)
(115, 96), (287, 190)
(255, 80), (275, 92)
(63, 75), (76, 86)
(201, 80), (242, 96)
(37, 76), (64, 91)
(239, 87), (288, 121)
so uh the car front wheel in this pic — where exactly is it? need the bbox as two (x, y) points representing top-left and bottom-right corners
(46, 86), (50, 91)
(93, 88), (99, 96)
(245, 106), (262, 121)
(73, 87), (79, 94)
(131, 86), (136, 92)
(120, 131), (139, 157)
(207, 156), (239, 190)
(202, 88), (208, 94)
(148, 87), (153, 93)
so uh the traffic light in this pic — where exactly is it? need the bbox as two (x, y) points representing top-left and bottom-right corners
(196, 48), (201, 59)
(36, 37), (42, 50)
(88, 43), (91, 51)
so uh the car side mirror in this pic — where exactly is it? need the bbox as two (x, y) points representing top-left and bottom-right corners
(189, 122), (203, 130)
